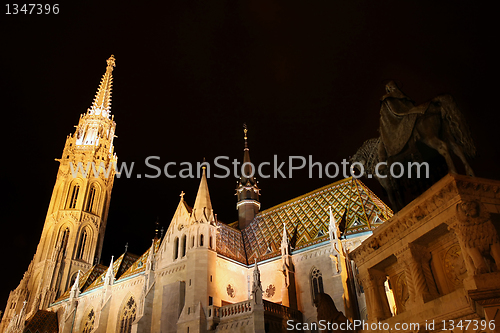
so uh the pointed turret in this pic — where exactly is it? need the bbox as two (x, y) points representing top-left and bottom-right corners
(88, 55), (115, 118)
(236, 124), (261, 230)
(192, 167), (214, 223)
(104, 256), (114, 287)
(251, 258), (263, 305)
(281, 223), (290, 257)
(69, 270), (81, 299)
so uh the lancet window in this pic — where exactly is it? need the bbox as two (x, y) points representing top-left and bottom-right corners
(85, 184), (98, 213)
(118, 296), (137, 333)
(68, 184), (80, 209)
(311, 267), (324, 303)
(76, 229), (88, 260)
(81, 308), (95, 333)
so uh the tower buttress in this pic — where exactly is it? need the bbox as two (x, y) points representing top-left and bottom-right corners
(236, 124), (260, 230)
(0, 56), (119, 329)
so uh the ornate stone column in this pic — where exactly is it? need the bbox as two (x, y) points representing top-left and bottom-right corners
(396, 244), (438, 308)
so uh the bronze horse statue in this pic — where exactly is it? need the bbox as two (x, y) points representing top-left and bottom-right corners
(351, 81), (476, 211)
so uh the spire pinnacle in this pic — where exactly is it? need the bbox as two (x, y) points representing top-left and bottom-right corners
(104, 255), (114, 286)
(192, 167), (213, 222)
(243, 123), (248, 149)
(88, 55), (115, 118)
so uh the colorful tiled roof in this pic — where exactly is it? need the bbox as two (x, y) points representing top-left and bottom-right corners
(216, 177), (392, 264)
(55, 264), (108, 302)
(216, 222), (247, 263)
(120, 239), (161, 280)
(85, 252), (139, 292)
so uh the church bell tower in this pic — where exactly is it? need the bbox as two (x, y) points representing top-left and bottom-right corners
(0, 55), (119, 328)
(236, 125), (260, 230)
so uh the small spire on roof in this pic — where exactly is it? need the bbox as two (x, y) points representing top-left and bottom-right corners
(243, 123), (248, 149)
(104, 255), (114, 286)
(124, 242), (128, 253)
(154, 217), (160, 239)
(70, 270), (81, 299)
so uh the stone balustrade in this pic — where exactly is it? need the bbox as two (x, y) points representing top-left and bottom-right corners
(263, 300), (302, 322)
(219, 300), (252, 318)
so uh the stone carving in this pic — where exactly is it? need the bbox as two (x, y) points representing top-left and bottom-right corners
(226, 284), (235, 298)
(265, 284), (275, 298)
(395, 272), (409, 313)
(315, 292), (355, 332)
(448, 200), (500, 274)
(444, 244), (467, 285)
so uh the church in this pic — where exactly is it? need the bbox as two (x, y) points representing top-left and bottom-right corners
(5, 55), (500, 333)
(0, 56), (393, 332)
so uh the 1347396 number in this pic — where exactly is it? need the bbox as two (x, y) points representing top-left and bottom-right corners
(5, 4), (59, 14)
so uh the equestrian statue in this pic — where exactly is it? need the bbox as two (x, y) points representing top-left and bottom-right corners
(351, 81), (475, 211)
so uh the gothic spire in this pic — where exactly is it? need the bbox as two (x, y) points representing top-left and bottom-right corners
(241, 124), (256, 186)
(104, 256), (114, 286)
(236, 124), (261, 230)
(88, 55), (115, 118)
(192, 166), (213, 222)
(70, 270), (81, 299)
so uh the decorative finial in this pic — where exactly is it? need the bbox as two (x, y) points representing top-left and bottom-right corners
(243, 123), (248, 148)
(124, 242), (128, 252)
(107, 54), (116, 68)
(155, 217), (160, 239)
(180, 191), (185, 199)
(160, 226), (165, 238)
(202, 157), (207, 170)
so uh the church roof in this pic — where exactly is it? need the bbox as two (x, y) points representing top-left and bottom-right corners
(55, 264), (108, 302)
(85, 252), (140, 292)
(119, 238), (161, 279)
(55, 241), (160, 303)
(217, 177), (392, 264)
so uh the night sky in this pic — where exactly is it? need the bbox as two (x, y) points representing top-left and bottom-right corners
(0, 0), (498, 310)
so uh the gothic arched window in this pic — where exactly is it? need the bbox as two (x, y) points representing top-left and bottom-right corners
(85, 184), (98, 213)
(181, 235), (186, 257)
(118, 296), (137, 333)
(68, 184), (80, 209)
(76, 229), (88, 260)
(199, 234), (204, 247)
(173, 237), (179, 260)
(81, 308), (95, 333)
(60, 227), (70, 257)
(311, 267), (324, 303)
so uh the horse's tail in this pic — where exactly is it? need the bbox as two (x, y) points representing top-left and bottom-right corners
(438, 95), (476, 158)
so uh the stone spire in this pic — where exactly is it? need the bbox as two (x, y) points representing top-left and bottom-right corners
(104, 256), (114, 287)
(236, 124), (261, 230)
(281, 223), (290, 257)
(88, 55), (115, 118)
(280, 223), (298, 309)
(251, 258), (263, 305)
(192, 167), (214, 223)
(69, 270), (81, 300)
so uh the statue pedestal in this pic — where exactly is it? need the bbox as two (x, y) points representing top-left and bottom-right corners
(350, 174), (500, 333)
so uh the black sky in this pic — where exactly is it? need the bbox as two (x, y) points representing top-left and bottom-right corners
(0, 0), (498, 309)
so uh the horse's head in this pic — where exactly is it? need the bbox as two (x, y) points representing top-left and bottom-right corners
(351, 137), (380, 177)
(349, 154), (366, 176)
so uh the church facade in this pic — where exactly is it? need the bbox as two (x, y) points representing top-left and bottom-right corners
(0, 56), (394, 333)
